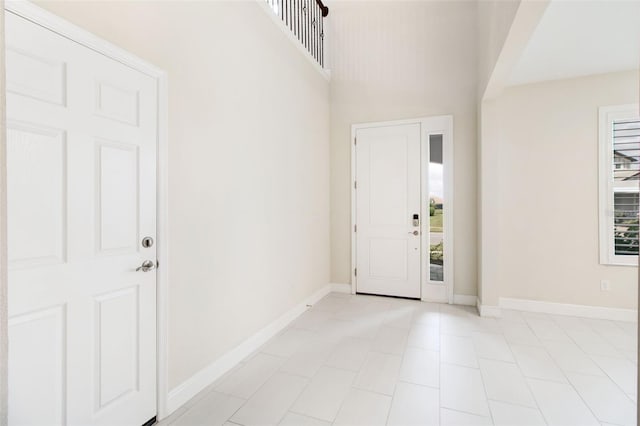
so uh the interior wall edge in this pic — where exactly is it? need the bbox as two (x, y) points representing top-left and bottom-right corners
(0, 3), (8, 425)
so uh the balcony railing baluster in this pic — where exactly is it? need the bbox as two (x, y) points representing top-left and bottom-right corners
(265, 0), (328, 67)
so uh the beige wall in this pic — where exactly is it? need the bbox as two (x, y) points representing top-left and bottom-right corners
(328, 0), (479, 296)
(476, 0), (547, 308)
(35, 0), (331, 389)
(496, 70), (639, 309)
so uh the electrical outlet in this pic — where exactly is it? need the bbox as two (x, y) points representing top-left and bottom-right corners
(600, 280), (611, 291)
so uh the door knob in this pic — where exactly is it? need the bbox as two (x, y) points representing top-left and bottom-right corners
(136, 260), (156, 272)
(408, 230), (419, 236)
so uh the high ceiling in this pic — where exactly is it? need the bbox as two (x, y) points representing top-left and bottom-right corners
(509, 0), (640, 86)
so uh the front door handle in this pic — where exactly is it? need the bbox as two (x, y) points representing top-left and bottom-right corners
(136, 260), (156, 272)
(408, 230), (419, 236)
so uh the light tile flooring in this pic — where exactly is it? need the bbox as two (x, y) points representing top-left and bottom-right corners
(159, 292), (638, 426)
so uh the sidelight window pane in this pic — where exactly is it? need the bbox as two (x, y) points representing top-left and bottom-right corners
(429, 135), (444, 282)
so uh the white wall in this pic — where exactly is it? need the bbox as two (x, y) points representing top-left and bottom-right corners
(496, 70), (639, 309)
(477, 0), (521, 98)
(328, 0), (479, 297)
(34, 0), (331, 390)
(0, 4), (7, 425)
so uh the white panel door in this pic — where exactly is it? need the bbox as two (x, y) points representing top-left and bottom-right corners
(6, 11), (157, 426)
(355, 124), (421, 298)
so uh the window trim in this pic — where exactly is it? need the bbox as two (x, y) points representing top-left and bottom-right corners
(598, 104), (640, 266)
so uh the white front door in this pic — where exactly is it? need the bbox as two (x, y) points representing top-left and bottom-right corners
(6, 11), (157, 426)
(355, 124), (421, 298)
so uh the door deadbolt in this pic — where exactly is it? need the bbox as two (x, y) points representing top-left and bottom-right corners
(141, 237), (154, 248)
(412, 214), (420, 227)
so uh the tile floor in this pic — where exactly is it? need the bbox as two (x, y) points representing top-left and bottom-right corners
(159, 292), (638, 426)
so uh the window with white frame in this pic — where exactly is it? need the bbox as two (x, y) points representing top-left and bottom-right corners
(599, 104), (640, 265)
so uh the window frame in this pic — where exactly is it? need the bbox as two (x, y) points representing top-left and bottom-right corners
(599, 104), (640, 266)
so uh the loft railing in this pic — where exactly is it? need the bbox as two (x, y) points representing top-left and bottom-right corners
(266, 0), (329, 67)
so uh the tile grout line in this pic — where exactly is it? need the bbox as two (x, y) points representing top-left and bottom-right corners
(475, 352), (497, 424)
(439, 406), (493, 421)
(531, 315), (630, 425)
(584, 352), (638, 405)
(500, 327), (548, 423)
(519, 311), (573, 424)
(323, 363), (359, 424)
(559, 321), (630, 424)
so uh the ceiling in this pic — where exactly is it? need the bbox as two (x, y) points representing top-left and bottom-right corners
(509, 0), (640, 86)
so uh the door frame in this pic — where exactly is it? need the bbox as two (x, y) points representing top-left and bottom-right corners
(351, 116), (454, 303)
(2, 2), (172, 420)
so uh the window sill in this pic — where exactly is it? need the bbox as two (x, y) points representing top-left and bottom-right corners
(601, 260), (639, 267)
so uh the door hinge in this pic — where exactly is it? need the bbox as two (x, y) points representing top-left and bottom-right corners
(354, 181), (357, 189)
(354, 268), (357, 277)
(354, 137), (357, 145)
(354, 224), (357, 232)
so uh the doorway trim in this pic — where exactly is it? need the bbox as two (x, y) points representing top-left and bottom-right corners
(3, 2), (171, 420)
(351, 116), (454, 303)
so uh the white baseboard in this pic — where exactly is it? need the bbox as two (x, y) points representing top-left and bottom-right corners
(329, 283), (352, 294)
(500, 297), (638, 322)
(165, 284), (333, 416)
(476, 298), (502, 318)
(453, 294), (477, 306)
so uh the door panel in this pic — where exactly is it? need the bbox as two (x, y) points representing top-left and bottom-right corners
(369, 138), (408, 226)
(5, 46), (67, 106)
(355, 124), (421, 298)
(94, 286), (139, 410)
(7, 122), (66, 268)
(8, 306), (66, 426)
(95, 81), (140, 126)
(96, 141), (139, 254)
(6, 11), (157, 426)
(368, 238), (408, 280)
